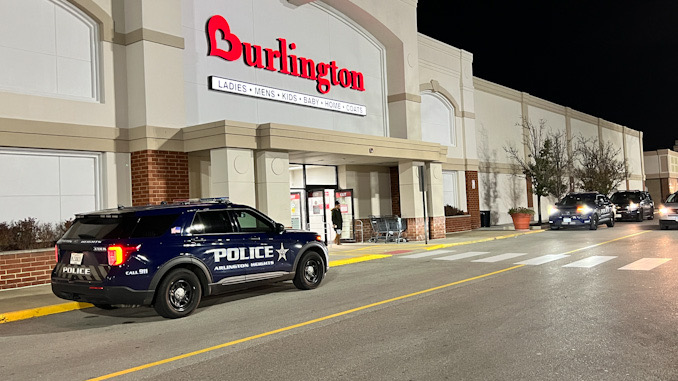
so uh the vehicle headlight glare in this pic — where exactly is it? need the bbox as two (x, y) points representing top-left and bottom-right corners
(628, 202), (638, 211)
(659, 206), (669, 215)
(549, 206), (559, 215)
(576, 205), (593, 215)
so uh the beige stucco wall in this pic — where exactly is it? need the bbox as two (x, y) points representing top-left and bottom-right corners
(474, 77), (646, 225)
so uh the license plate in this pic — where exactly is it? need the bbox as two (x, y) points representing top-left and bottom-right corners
(563, 217), (571, 223)
(70, 253), (83, 265)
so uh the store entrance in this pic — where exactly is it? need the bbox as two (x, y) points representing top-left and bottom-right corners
(289, 164), (355, 244)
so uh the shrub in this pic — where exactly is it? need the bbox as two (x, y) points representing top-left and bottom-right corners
(444, 205), (466, 216)
(0, 218), (72, 251)
(508, 207), (535, 215)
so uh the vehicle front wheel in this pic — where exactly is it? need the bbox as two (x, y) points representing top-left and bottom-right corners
(606, 216), (615, 227)
(589, 214), (599, 230)
(154, 268), (202, 319)
(636, 211), (643, 222)
(649, 208), (655, 220)
(550, 224), (560, 230)
(293, 252), (325, 290)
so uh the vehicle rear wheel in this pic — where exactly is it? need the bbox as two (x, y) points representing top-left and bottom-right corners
(154, 268), (202, 319)
(589, 214), (598, 230)
(293, 252), (325, 290)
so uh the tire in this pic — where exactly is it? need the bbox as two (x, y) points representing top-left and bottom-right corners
(606, 216), (615, 227)
(636, 211), (643, 222)
(154, 268), (202, 319)
(589, 214), (598, 230)
(550, 224), (560, 230)
(93, 304), (116, 310)
(649, 208), (655, 220)
(293, 251), (325, 290)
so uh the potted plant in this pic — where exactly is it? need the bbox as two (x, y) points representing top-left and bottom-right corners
(508, 207), (535, 230)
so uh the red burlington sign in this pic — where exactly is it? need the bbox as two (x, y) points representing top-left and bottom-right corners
(207, 15), (366, 95)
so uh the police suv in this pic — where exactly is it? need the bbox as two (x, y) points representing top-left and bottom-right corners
(51, 198), (329, 318)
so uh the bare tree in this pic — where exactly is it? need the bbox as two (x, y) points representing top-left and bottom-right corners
(544, 131), (573, 200)
(504, 118), (571, 224)
(573, 136), (628, 195)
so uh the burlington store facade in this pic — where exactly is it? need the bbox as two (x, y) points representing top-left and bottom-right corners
(2, 0), (645, 249)
(0, 0), (481, 245)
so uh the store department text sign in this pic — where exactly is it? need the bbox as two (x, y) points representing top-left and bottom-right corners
(209, 76), (367, 116)
(206, 15), (366, 95)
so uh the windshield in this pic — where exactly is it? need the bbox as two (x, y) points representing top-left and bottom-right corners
(559, 194), (595, 206)
(611, 192), (641, 203)
(666, 192), (678, 204)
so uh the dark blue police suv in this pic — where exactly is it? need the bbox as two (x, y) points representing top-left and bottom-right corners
(51, 198), (328, 318)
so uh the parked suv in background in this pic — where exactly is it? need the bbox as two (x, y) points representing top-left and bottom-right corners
(549, 192), (615, 230)
(659, 191), (678, 230)
(610, 190), (654, 221)
(51, 198), (329, 318)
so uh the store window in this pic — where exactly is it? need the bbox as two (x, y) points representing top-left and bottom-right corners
(421, 91), (455, 147)
(443, 170), (459, 209)
(0, 0), (100, 101)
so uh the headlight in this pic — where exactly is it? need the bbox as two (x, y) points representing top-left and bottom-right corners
(576, 205), (593, 215)
(659, 206), (669, 215)
(628, 202), (638, 211)
(549, 206), (559, 215)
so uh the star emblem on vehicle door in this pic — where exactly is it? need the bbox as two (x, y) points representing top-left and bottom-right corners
(276, 243), (288, 261)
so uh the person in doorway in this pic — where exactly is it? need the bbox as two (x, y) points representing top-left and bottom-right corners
(331, 201), (343, 245)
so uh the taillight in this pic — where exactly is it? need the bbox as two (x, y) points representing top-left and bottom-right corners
(55, 244), (59, 263)
(107, 245), (140, 266)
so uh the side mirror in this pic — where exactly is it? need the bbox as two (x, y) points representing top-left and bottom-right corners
(275, 223), (285, 233)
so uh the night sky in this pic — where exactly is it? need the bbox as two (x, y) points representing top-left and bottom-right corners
(416, 0), (678, 152)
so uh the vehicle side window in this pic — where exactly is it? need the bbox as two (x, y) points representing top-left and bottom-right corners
(231, 210), (273, 233)
(187, 211), (233, 234)
(130, 214), (180, 238)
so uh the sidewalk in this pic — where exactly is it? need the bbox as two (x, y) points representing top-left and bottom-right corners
(0, 226), (543, 323)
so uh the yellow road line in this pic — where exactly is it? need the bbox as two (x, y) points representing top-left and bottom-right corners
(426, 229), (545, 251)
(0, 302), (92, 324)
(561, 230), (650, 255)
(87, 264), (525, 381)
(329, 254), (392, 267)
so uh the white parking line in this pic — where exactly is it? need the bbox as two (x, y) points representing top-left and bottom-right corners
(434, 252), (490, 261)
(515, 254), (569, 266)
(399, 250), (455, 259)
(472, 253), (527, 263)
(618, 258), (671, 271)
(562, 256), (617, 268)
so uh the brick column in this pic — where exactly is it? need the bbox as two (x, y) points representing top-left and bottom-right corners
(131, 150), (189, 206)
(389, 166), (401, 216)
(466, 171), (480, 229)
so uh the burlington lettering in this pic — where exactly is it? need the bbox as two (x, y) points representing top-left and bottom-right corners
(207, 15), (365, 95)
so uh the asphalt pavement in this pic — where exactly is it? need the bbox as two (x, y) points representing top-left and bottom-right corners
(0, 225), (542, 323)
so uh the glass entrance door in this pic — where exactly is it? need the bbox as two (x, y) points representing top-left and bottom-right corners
(307, 189), (328, 243)
(335, 190), (354, 241)
(290, 191), (305, 230)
